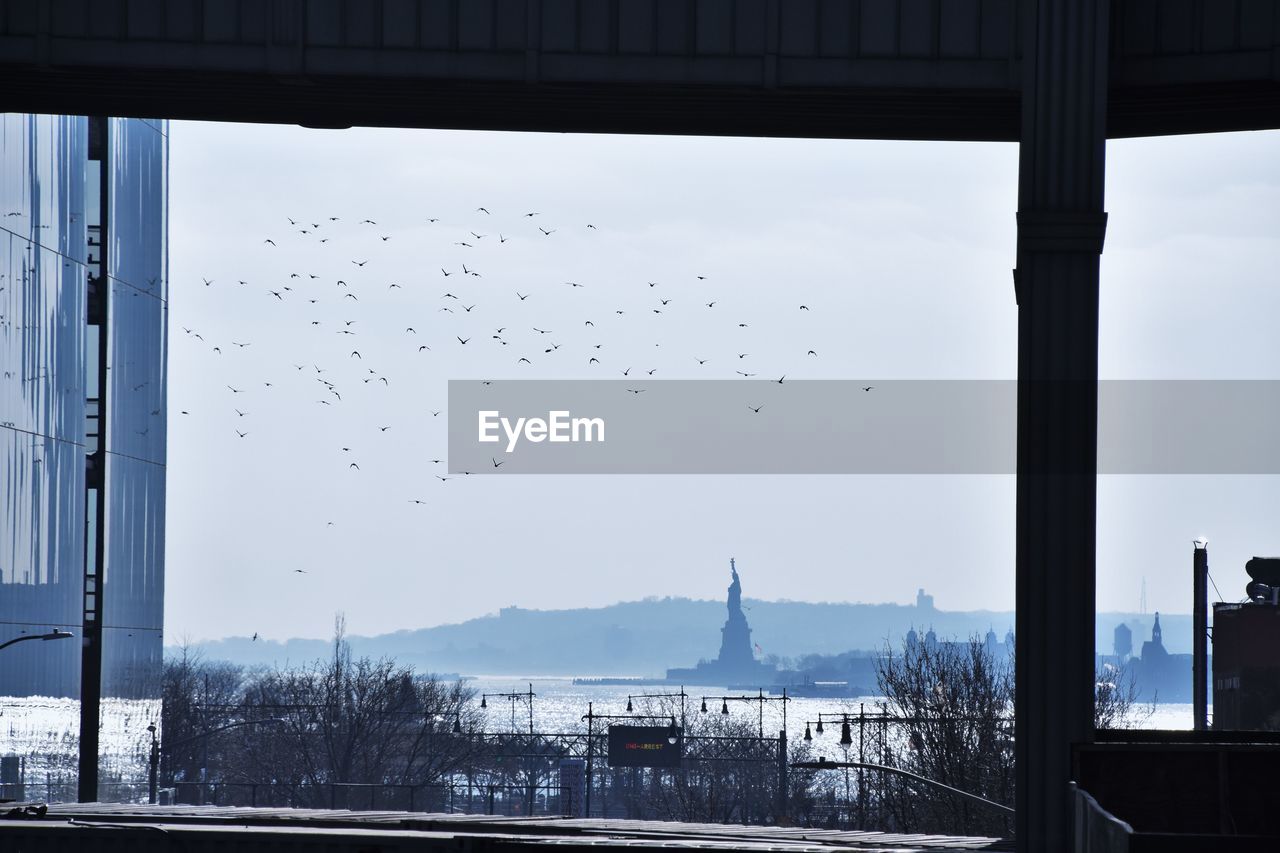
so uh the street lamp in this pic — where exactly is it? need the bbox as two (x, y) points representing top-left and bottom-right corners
(805, 712), (861, 745)
(0, 628), (74, 652)
(479, 685), (536, 734)
(701, 689), (791, 739)
(625, 689), (689, 729)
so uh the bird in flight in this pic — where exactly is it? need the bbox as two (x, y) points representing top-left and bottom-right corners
(748, 405), (763, 413)
(862, 386), (875, 392)
(293, 568), (307, 574)
(352, 260), (368, 267)
(457, 336), (470, 345)
(236, 430), (249, 438)
(477, 207), (490, 214)
(627, 389), (645, 394)
(263, 239), (276, 246)
(491, 458), (505, 468)
(538, 227), (556, 236)
(517, 292), (530, 301)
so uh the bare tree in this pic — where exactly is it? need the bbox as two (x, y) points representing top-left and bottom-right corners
(875, 636), (1015, 838)
(161, 617), (481, 808)
(1095, 661), (1154, 730)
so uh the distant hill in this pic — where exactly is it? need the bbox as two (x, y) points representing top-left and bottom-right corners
(174, 597), (1189, 676)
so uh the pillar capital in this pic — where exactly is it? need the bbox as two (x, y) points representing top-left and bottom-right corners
(1016, 210), (1108, 255)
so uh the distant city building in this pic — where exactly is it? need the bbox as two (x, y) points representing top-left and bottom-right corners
(916, 588), (935, 610)
(1128, 612), (1194, 702)
(0, 114), (167, 797)
(666, 559), (776, 687)
(1114, 622), (1133, 660)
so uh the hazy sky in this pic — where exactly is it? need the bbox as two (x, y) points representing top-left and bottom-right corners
(165, 122), (1280, 643)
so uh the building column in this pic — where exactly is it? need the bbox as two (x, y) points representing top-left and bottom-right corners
(1014, 2), (1109, 852)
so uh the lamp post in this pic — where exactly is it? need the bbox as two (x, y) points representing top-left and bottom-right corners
(480, 684), (536, 734)
(148, 717), (285, 804)
(0, 628), (74, 652)
(624, 687), (688, 729)
(700, 688), (789, 739)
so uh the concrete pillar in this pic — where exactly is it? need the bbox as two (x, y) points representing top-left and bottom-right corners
(1014, 2), (1110, 851)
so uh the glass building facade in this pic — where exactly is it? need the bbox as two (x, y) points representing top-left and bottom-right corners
(0, 114), (167, 800)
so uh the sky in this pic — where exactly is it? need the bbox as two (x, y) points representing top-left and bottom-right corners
(165, 122), (1280, 643)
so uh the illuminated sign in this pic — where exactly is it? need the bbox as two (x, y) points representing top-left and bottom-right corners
(606, 724), (683, 768)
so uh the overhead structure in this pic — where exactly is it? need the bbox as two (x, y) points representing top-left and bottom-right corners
(4, 2), (1279, 851)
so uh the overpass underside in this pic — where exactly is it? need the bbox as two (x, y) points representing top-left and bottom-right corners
(3, 2), (1280, 853)
(1, 0), (1278, 140)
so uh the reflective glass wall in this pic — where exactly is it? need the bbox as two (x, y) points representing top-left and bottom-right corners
(99, 117), (168, 794)
(0, 114), (167, 800)
(0, 113), (87, 699)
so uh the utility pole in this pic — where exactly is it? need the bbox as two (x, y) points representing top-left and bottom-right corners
(582, 703), (594, 818)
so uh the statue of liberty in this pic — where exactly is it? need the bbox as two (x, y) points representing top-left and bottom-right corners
(727, 557), (742, 617)
(718, 558), (753, 668)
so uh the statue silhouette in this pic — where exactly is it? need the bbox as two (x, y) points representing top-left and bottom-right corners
(727, 558), (742, 618)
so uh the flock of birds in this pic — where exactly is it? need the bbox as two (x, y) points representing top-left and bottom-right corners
(177, 208), (866, 545)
